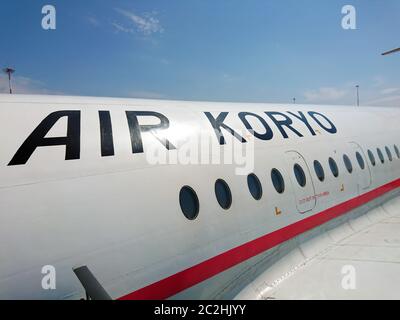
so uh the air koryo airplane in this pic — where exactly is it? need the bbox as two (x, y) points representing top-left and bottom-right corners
(0, 93), (400, 300)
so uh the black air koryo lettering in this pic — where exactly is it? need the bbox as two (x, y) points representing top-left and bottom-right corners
(205, 111), (336, 144)
(8, 110), (337, 166)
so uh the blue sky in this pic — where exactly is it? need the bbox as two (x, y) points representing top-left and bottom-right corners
(1, 0), (400, 106)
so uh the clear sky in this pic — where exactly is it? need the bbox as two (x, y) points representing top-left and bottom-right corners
(1, 0), (400, 106)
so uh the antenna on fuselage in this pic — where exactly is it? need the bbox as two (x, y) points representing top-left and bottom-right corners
(73, 265), (112, 300)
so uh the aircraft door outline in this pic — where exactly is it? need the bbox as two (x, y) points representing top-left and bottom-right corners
(284, 150), (317, 214)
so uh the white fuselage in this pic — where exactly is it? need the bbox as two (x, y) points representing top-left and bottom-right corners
(0, 94), (399, 299)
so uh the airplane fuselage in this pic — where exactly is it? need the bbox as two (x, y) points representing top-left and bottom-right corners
(0, 94), (399, 299)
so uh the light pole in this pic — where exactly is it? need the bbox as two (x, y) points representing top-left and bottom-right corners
(355, 85), (359, 107)
(3, 67), (15, 94)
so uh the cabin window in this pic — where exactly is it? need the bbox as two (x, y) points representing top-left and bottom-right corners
(343, 154), (353, 173)
(356, 152), (365, 170)
(368, 150), (376, 166)
(314, 160), (325, 182)
(247, 173), (262, 200)
(294, 164), (307, 187)
(271, 169), (285, 194)
(179, 186), (199, 220)
(215, 179), (232, 210)
(386, 146), (393, 162)
(329, 157), (339, 178)
(377, 148), (385, 164)
(394, 145), (400, 159)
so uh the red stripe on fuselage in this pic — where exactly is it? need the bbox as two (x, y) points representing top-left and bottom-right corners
(119, 178), (400, 300)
